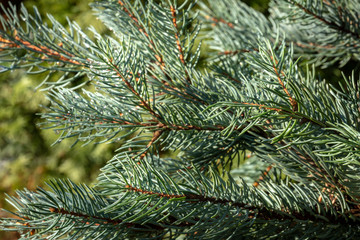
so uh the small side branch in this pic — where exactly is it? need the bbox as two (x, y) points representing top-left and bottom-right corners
(170, 6), (191, 85)
(293, 41), (335, 50)
(48, 207), (164, 231)
(11, 218), (35, 236)
(294, 1), (360, 40)
(109, 60), (162, 120)
(205, 15), (234, 28)
(118, 0), (165, 70)
(125, 184), (185, 199)
(139, 130), (163, 160)
(270, 55), (298, 111)
(218, 48), (259, 56)
(170, 6), (185, 65)
(117, 1), (151, 43)
(240, 102), (283, 112)
(0, 35), (83, 65)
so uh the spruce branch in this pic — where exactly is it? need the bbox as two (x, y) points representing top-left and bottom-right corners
(270, 0), (360, 66)
(96, 157), (360, 238)
(1, 0), (360, 239)
(117, 0), (166, 70)
(1, 180), (166, 239)
(292, 0), (360, 40)
(0, 34), (83, 65)
(202, 0), (360, 67)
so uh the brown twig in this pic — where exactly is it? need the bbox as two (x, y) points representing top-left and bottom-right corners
(170, 6), (185, 65)
(49, 207), (164, 231)
(125, 184), (185, 199)
(170, 6), (191, 84)
(0, 35), (83, 65)
(270, 55), (298, 111)
(293, 41), (335, 50)
(253, 165), (273, 187)
(109, 59), (162, 120)
(205, 15), (234, 28)
(240, 102), (283, 112)
(138, 130), (163, 160)
(218, 48), (259, 56)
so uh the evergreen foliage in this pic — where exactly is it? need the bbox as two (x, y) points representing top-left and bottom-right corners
(1, 0), (360, 239)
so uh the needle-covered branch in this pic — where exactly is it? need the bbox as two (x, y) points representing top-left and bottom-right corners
(1, 0), (360, 239)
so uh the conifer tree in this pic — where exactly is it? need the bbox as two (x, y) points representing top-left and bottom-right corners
(1, 0), (360, 239)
